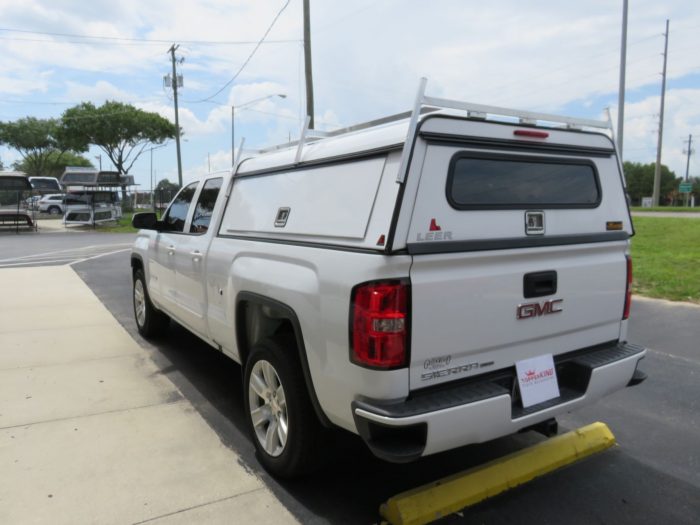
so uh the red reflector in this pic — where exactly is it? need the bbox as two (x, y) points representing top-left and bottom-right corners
(514, 129), (549, 139)
(623, 256), (632, 320)
(429, 218), (441, 231)
(351, 281), (409, 369)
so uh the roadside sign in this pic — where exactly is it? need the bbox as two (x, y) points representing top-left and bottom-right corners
(679, 183), (693, 193)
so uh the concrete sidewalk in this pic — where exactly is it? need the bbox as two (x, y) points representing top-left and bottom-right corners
(0, 265), (297, 525)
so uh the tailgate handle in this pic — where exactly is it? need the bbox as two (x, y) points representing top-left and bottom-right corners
(523, 271), (557, 298)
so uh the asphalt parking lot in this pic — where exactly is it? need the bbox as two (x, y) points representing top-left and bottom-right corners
(2, 232), (699, 523)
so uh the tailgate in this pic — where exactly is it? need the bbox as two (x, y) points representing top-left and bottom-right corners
(409, 243), (627, 390)
(403, 121), (633, 391)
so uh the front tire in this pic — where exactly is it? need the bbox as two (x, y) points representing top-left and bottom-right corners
(48, 206), (61, 215)
(133, 268), (169, 338)
(244, 337), (322, 478)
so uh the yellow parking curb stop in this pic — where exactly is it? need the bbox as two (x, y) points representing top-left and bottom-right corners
(379, 421), (616, 525)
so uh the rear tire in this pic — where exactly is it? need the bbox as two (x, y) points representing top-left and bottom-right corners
(243, 336), (323, 478)
(48, 206), (61, 215)
(133, 268), (169, 338)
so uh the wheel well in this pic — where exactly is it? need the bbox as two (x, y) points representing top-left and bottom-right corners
(236, 292), (332, 428)
(236, 300), (295, 367)
(131, 256), (143, 276)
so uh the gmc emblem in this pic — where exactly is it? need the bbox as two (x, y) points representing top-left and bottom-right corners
(517, 299), (563, 319)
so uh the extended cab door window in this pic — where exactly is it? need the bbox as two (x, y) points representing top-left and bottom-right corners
(163, 182), (198, 232)
(190, 177), (223, 234)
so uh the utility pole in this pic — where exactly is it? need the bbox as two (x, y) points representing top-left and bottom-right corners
(231, 105), (235, 167)
(617, 0), (628, 157)
(652, 20), (669, 206)
(303, 0), (315, 129)
(169, 44), (184, 187)
(683, 134), (694, 181)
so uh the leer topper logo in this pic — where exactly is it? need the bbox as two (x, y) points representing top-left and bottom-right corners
(416, 218), (453, 242)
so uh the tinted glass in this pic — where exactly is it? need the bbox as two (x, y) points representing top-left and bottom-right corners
(448, 155), (599, 208)
(190, 178), (223, 233)
(0, 176), (32, 190)
(62, 172), (96, 184)
(30, 178), (61, 190)
(163, 182), (197, 232)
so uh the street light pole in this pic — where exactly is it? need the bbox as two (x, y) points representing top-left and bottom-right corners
(148, 142), (169, 212)
(231, 93), (286, 167)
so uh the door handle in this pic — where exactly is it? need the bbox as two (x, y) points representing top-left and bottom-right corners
(523, 271), (557, 298)
(190, 250), (202, 262)
(167, 245), (176, 256)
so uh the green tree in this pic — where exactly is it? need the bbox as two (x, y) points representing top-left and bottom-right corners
(0, 117), (88, 176)
(61, 101), (177, 182)
(623, 161), (680, 205)
(155, 178), (181, 192)
(13, 150), (92, 178)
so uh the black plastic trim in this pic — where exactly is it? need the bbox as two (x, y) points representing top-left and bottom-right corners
(235, 145), (403, 179)
(385, 120), (424, 255)
(352, 407), (427, 463)
(130, 253), (144, 269)
(445, 152), (602, 210)
(217, 234), (385, 255)
(408, 231), (629, 255)
(523, 270), (557, 298)
(235, 291), (332, 428)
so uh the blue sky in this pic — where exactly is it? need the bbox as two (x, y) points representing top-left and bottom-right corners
(0, 0), (698, 188)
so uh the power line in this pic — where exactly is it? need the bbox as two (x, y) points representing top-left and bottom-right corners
(187, 0), (291, 104)
(0, 27), (299, 46)
(0, 96), (166, 106)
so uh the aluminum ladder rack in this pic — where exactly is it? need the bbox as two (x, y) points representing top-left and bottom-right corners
(246, 78), (615, 179)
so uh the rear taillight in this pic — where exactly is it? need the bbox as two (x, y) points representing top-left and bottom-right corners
(351, 280), (409, 369)
(623, 255), (633, 320)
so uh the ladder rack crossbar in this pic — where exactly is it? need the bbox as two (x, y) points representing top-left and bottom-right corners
(422, 95), (610, 130)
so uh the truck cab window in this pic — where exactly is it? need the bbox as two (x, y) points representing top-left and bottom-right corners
(190, 177), (223, 234)
(163, 182), (198, 232)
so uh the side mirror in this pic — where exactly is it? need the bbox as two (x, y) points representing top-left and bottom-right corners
(132, 212), (162, 231)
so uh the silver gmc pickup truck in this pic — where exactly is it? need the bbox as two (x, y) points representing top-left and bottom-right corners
(131, 81), (646, 478)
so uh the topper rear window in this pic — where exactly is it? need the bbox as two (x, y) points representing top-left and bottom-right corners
(446, 153), (600, 209)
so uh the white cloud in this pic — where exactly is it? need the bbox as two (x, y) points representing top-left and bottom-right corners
(184, 149), (231, 184)
(64, 80), (132, 103)
(1, 0), (698, 184)
(613, 87), (700, 177)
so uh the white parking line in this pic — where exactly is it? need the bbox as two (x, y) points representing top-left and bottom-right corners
(0, 243), (132, 263)
(70, 248), (131, 265)
(0, 258), (81, 268)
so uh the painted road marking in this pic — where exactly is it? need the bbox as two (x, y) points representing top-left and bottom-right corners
(0, 244), (132, 268)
